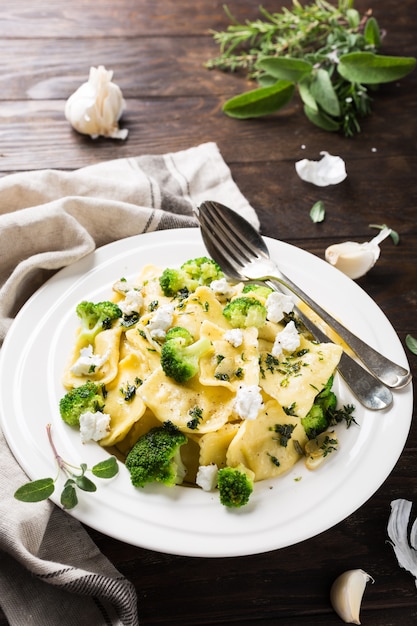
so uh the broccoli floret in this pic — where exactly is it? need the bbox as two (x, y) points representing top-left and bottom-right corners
(217, 464), (255, 508)
(159, 256), (224, 297)
(222, 296), (267, 328)
(59, 381), (105, 427)
(160, 327), (212, 383)
(76, 300), (122, 345)
(242, 284), (273, 299)
(301, 376), (337, 438)
(125, 421), (188, 488)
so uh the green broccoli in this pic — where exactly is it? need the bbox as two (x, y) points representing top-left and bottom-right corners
(222, 296), (267, 328)
(217, 464), (255, 508)
(160, 327), (212, 383)
(159, 256), (224, 297)
(301, 376), (337, 438)
(76, 300), (122, 345)
(242, 284), (273, 299)
(59, 381), (105, 427)
(125, 421), (188, 488)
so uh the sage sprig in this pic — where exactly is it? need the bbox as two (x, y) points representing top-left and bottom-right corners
(207, 1), (416, 136)
(14, 424), (119, 509)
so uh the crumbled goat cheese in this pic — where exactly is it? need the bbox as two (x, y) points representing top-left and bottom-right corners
(210, 278), (235, 299)
(224, 328), (244, 348)
(118, 289), (144, 315)
(196, 464), (219, 491)
(234, 385), (263, 420)
(70, 345), (110, 376)
(113, 279), (135, 295)
(79, 411), (111, 443)
(266, 291), (294, 323)
(272, 321), (300, 358)
(295, 151), (347, 187)
(147, 304), (175, 339)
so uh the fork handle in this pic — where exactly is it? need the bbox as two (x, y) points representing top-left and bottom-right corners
(267, 273), (411, 390)
(265, 280), (393, 410)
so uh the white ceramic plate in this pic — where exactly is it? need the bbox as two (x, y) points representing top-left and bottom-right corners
(0, 229), (412, 557)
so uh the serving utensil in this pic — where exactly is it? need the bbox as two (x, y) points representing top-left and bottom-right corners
(194, 200), (411, 404)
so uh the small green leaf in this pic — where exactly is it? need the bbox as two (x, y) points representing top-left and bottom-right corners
(304, 105), (340, 132)
(61, 482), (78, 509)
(92, 456), (119, 479)
(346, 9), (360, 29)
(75, 475), (97, 492)
(257, 57), (312, 83)
(338, 52), (416, 84)
(14, 478), (55, 503)
(298, 78), (318, 111)
(310, 69), (341, 116)
(406, 334), (417, 355)
(223, 81), (295, 119)
(364, 17), (381, 47)
(310, 201), (326, 223)
(257, 73), (278, 87)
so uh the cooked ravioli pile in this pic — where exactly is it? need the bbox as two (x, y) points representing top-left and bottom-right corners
(60, 257), (346, 507)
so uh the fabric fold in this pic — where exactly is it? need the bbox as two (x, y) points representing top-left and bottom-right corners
(0, 142), (258, 625)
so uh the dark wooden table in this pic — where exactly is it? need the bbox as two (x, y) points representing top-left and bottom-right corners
(1, 1), (416, 624)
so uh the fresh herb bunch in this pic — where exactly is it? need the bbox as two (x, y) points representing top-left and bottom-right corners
(14, 424), (119, 509)
(207, 0), (416, 136)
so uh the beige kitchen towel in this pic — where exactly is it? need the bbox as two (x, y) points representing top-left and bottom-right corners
(0, 142), (258, 625)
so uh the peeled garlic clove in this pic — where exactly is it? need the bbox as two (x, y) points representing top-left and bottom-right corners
(330, 569), (374, 624)
(65, 65), (128, 140)
(295, 151), (347, 186)
(325, 227), (392, 279)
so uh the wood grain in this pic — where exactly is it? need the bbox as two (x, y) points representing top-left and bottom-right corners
(0, 0), (416, 624)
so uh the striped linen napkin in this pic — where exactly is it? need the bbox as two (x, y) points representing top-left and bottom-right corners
(0, 142), (258, 625)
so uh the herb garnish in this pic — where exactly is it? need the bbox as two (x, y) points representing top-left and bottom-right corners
(14, 424), (118, 509)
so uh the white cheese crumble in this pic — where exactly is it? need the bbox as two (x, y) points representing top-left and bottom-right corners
(295, 151), (347, 187)
(79, 411), (111, 443)
(224, 328), (244, 348)
(271, 321), (300, 358)
(118, 289), (144, 315)
(70, 345), (110, 376)
(113, 279), (135, 295)
(196, 464), (219, 491)
(266, 291), (294, 323)
(147, 304), (175, 340)
(234, 385), (263, 420)
(210, 277), (235, 299)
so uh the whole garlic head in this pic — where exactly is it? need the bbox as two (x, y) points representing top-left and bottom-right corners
(325, 227), (392, 279)
(65, 65), (128, 140)
(330, 569), (374, 624)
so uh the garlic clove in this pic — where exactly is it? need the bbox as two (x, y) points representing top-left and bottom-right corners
(325, 227), (392, 279)
(330, 569), (374, 624)
(295, 151), (347, 186)
(65, 65), (128, 140)
(304, 430), (338, 470)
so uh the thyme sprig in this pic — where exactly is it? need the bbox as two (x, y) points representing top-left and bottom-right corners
(14, 424), (119, 509)
(207, 0), (416, 136)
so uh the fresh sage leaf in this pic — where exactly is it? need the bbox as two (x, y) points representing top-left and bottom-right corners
(257, 74), (278, 88)
(61, 481), (78, 509)
(310, 69), (341, 116)
(92, 456), (119, 479)
(298, 78), (318, 111)
(406, 334), (417, 355)
(310, 201), (326, 223)
(257, 57), (312, 83)
(223, 81), (295, 119)
(304, 105), (340, 132)
(338, 52), (416, 84)
(346, 8), (360, 29)
(75, 475), (97, 492)
(14, 478), (55, 503)
(364, 17), (381, 47)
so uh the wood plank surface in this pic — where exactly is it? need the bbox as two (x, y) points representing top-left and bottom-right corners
(0, 0), (416, 624)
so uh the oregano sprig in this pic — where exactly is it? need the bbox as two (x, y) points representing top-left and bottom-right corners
(206, 1), (416, 136)
(14, 424), (119, 509)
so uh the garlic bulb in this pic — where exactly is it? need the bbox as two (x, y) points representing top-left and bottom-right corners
(65, 65), (128, 140)
(330, 569), (374, 624)
(325, 227), (392, 279)
(295, 151), (347, 186)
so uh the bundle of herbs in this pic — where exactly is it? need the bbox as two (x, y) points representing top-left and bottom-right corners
(206, 0), (415, 136)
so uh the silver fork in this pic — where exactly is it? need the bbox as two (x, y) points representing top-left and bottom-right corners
(195, 200), (411, 394)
